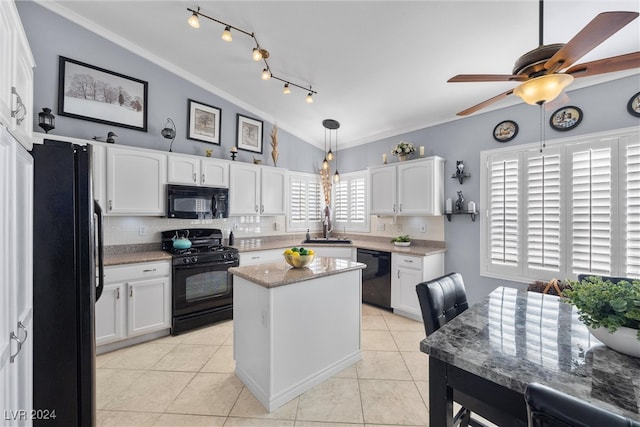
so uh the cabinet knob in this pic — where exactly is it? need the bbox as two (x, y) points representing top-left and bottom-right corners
(201, 173), (205, 183)
(109, 200), (113, 211)
(116, 288), (120, 299)
(397, 270), (400, 278)
(255, 205), (259, 213)
(129, 288), (133, 297)
(260, 205), (264, 213)
(193, 173), (197, 182)
(399, 204), (403, 212)
(393, 204), (396, 213)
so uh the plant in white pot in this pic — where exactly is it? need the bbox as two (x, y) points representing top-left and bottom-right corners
(563, 276), (640, 357)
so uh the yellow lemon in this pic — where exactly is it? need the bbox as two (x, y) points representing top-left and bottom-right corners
(307, 249), (315, 255)
(291, 251), (300, 257)
(284, 249), (293, 255)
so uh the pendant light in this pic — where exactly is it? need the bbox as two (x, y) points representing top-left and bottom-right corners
(322, 119), (340, 181)
(322, 127), (329, 170)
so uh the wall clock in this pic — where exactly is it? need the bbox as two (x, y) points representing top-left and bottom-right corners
(550, 106), (583, 131)
(493, 120), (518, 142)
(627, 92), (640, 117)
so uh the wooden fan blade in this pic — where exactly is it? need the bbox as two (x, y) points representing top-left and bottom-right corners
(448, 74), (528, 83)
(566, 52), (640, 78)
(456, 89), (514, 116)
(545, 11), (639, 73)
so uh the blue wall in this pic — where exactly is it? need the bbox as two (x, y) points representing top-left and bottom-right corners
(17, 2), (323, 173)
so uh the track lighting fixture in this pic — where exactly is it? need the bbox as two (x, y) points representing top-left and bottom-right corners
(221, 26), (232, 42)
(188, 8), (200, 28)
(186, 6), (317, 103)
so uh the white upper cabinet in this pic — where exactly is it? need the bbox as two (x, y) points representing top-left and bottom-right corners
(106, 146), (167, 215)
(369, 156), (444, 216)
(229, 163), (286, 216)
(167, 155), (229, 188)
(0, 1), (35, 150)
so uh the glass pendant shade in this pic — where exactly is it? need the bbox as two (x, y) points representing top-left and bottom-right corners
(283, 83), (291, 95)
(221, 26), (232, 42)
(261, 69), (271, 80)
(333, 170), (340, 183)
(514, 74), (574, 105)
(188, 12), (200, 28)
(322, 158), (329, 170)
(326, 149), (334, 161)
(306, 92), (314, 103)
(252, 48), (262, 61)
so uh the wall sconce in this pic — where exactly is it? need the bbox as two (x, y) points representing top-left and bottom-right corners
(161, 118), (176, 152)
(38, 107), (55, 133)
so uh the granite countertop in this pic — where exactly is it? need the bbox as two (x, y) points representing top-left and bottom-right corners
(232, 236), (446, 257)
(229, 256), (365, 289)
(421, 286), (640, 420)
(104, 250), (172, 266)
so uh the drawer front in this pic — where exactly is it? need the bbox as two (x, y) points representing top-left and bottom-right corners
(104, 261), (171, 284)
(239, 249), (283, 266)
(394, 254), (423, 270)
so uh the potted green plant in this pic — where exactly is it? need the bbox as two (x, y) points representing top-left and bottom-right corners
(563, 275), (640, 357)
(391, 235), (411, 247)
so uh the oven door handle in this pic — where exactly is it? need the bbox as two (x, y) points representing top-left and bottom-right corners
(174, 260), (238, 271)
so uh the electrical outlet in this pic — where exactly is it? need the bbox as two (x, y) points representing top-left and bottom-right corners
(274, 222), (281, 231)
(376, 223), (385, 231)
(420, 224), (426, 233)
(138, 226), (147, 236)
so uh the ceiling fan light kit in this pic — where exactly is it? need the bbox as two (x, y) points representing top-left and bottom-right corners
(186, 6), (317, 102)
(448, 0), (639, 116)
(513, 74), (574, 105)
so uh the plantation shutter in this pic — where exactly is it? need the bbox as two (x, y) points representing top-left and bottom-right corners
(287, 173), (322, 230)
(333, 172), (368, 230)
(526, 151), (561, 275)
(487, 154), (520, 275)
(334, 180), (348, 222)
(624, 139), (640, 277)
(570, 145), (612, 276)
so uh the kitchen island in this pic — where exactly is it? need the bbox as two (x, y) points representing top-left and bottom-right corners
(229, 256), (365, 412)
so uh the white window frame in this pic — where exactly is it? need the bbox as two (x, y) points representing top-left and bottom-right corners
(480, 127), (640, 283)
(287, 171), (323, 232)
(332, 170), (370, 232)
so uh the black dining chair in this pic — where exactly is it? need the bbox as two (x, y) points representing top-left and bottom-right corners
(524, 382), (640, 427)
(416, 272), (484, 427)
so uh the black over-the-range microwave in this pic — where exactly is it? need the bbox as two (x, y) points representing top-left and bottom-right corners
(167, 184), (229, 219)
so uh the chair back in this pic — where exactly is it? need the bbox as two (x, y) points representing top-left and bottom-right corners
(415, 272), (469, 336)
(525, 383), (640, 427)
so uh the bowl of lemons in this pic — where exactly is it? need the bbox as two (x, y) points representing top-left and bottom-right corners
(283, 247), (315, 268)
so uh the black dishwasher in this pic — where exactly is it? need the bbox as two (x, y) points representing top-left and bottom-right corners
(357, 248), (392, 310)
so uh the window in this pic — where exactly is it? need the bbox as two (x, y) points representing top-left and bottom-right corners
(287, 172), (322, 232)
(333, 171), (369, 231)
(481, 130), (639, 282)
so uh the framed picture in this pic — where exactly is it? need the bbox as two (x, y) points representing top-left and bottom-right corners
(550, 106), (583, 131)
(58, 56), (148, 131)
(236, 114), (263, 153)
(627, 92), (640, 117)
(187, 99), (221, 144)
(493, 120), (518, 142)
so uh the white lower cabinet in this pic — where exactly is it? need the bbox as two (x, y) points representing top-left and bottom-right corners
(391, 253), (444, 321)
(96, 261), (171, 347)
(305, 246), (355, 260)
(239, 249), (284, 266)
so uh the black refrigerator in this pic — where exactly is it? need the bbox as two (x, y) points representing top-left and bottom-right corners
(32, 140), (104, 426)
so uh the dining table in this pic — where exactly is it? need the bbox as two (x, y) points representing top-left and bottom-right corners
(421, 286), (640, 426)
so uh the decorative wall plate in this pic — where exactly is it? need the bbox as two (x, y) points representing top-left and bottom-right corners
(493, 120), (518, 142)
(550, 106), (583, 131)
(627, 92), (640, 117)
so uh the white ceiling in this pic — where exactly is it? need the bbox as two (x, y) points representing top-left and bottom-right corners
(38, 0), (640, 149)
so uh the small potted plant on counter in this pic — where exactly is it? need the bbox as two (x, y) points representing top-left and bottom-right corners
(563, 275), (640, 357)
(391, 235), (411, 247)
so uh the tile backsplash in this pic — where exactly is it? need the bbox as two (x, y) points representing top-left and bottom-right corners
(103, 215), (444, 246)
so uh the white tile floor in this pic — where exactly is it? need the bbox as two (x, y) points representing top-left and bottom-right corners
(96, 304), (432, 426)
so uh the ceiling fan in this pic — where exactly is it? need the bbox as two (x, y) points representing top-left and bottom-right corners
(449, 0), (639, 116)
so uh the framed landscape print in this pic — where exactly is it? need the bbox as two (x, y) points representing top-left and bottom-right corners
(188, 99), (221, 144)
(58, 56), (148, 131)
(236, 114), (263, 153)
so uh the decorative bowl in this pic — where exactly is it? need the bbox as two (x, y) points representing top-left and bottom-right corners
(284, 253), (315, 268)
(588, 325), (640, 358)
(394, 241), (411, 247)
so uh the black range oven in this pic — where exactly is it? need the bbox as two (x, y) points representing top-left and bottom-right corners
(162, 228), (239, 335)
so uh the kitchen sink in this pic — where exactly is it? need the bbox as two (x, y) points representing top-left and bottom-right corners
(303, 239), (352, 244)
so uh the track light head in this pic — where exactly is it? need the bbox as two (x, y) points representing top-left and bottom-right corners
(188, 10), (200, 28)
(221, 26), (232, 42)
(306, 92), (314, 103)
(283, 83), (291, 95)
(261, 69), (271, 80)
(252, 48), (262, 61)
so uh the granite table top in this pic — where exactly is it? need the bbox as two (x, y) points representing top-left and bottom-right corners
(421, 286), (640, 420)
(229, 256), (365, 289)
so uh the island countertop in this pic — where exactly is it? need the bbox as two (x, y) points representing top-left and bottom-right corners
(229, 256), (365, 289)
